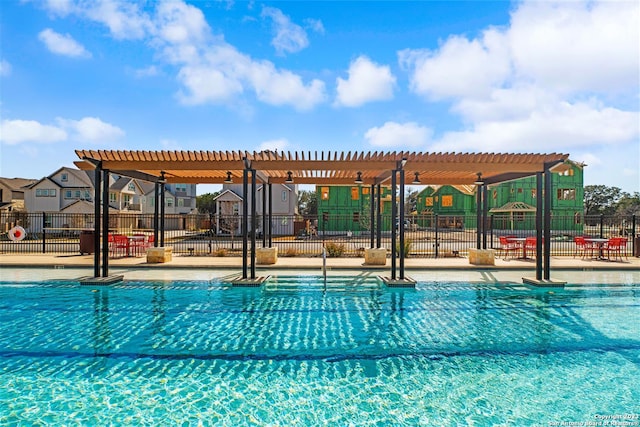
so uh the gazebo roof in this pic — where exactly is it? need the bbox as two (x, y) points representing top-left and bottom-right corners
(489, 201), (537, 213)
(74, 150), (569, 186)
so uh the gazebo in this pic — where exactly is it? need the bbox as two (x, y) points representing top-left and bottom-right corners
(74, 150), (569, 285)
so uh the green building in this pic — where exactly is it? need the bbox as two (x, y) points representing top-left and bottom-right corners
(414, 185), (477, 229)
(315, 185), (393, 233)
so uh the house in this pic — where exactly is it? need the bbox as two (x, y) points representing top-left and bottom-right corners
(142, 183), (197, 215)
(315, 185), (393, 234)
(0, 177), (36, 212)
(212, 183), (298, 235)
(415, 185), (477, 229)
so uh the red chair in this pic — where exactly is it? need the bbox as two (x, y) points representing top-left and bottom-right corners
(129, 234), (147, 257)
(112, 234), (130, 257)
(573, 236), (596, 259)
(498, 236), (520, 260)
(604, 237), (627, 261)
(524, 237), (537, 259)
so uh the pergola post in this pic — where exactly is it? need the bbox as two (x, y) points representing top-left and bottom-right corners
(160, 176), (166, 247)
(93, 164), (102, 278)
(482, 184), (488, 249)
(544, 164), (552, 280)
(369, 184), (375, 249)
(376, 183), (382, 248)
(268, 183), (273, 247)
(391, 169), (397, 280)
(261, 181), (267, 247)
(242, 168), (248, 279)
(153, 182), (159, 247)
(251, 169), (257, 280)
(101, 169), (110, 278)
(535, 171), (543, 281)
(399, 168), (405, 280)
(476, 184), (482, 249)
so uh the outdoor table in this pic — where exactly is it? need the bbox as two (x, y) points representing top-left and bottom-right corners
(583, 238), (609, 260)
(511, 238), (530, 260)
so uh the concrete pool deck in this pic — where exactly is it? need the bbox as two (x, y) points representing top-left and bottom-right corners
(1, 252), (638, 271)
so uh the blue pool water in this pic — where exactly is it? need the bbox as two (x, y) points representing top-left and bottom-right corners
(1, 274), (639, 426)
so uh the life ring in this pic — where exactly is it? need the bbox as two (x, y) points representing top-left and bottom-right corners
(8, 226), (26, 241)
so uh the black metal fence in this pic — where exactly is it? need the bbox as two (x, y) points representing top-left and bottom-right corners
(1, 212), (637, 258)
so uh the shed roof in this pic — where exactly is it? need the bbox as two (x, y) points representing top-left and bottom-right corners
(74, 150), (569, 186)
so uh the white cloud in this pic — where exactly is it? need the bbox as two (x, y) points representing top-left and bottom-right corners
(399, 0), (639, 156)
(57, 117), (125, 142)
(399, 28), (510, 100)
(154, 1), (209, 46)
(84, 0), (151, 40)
(134, 65), (159, 78)
(364, 122), (432, 148)
(304, 18), (325, 35)
(0, 119), (67, 145)
(0, 59), (11, 76)
(38, 28), (91, 58)
(257, 139), (289, 152)
(261, 6), (309, 55)
(335, 56), (396, 107)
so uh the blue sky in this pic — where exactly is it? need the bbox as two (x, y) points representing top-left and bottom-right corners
(1, 0), (638, 195)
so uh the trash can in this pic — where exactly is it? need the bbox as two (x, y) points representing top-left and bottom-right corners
(635, 236), (640, 257)
(79, 230), (95, 254)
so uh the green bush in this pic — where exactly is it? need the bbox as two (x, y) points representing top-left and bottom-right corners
(396, 238), (413, 258)
(324, 242), (345, 257)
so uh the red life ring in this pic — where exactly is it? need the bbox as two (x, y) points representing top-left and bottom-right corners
(8, 226), (26, 241)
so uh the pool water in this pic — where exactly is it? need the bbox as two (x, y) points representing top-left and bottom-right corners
(1, 275), (639, 425)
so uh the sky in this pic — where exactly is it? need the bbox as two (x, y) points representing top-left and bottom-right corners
(0, 0), (638, 196)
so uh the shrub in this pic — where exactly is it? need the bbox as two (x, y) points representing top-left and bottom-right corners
(325, 242), (345, 258)
(283, 247), (298, 257)
(214, 248), (227, 257)
(396, 238), (413, 258)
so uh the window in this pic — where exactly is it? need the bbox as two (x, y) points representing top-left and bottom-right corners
(321, 187), (329, 200)
(322, 212), (329, 222)
(175, 184), (187, 192)
(178, 198), (184, 207)
(37, 189), (57, 197)
(65, 190), (73, 199)
(49, 189), (56, 197)
(61, 173), (68, 182)
(362, 187), (370, 195)
(492, 190), (497, 200)
(167, 198), (174, 207)
(123, 194), (131, 206)
(557, 188), (576, 200)
(128, 183), (135, 191)
(84, 191), (91, 200)
(282, 190), (287, 202)
(514, 212), (525, 222)
(353, 212), (360, 222)
(425, 197), (434, 207)
(441, 195), (453, 207)
(44, 214), (52, 228)
(74, 190), (81, 198)
(531, 189), (537, 198)
(351, 187), (359, 201)
(110, 193), (117, 203)
(574, 212), (582, 224)
(517, 188), (523, 193)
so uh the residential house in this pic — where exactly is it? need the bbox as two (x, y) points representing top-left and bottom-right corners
(0, 177), (36, 212)
(415, 185), (477, 229)
(212, 183), (298, 235)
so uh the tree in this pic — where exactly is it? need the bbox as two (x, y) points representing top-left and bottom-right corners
(583, 185), (622, 216)
(616, 192), (640, 216)
(196, 192), (219, 213)
(297, 190), (317, 215)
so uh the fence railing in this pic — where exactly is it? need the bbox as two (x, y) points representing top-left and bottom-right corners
(1, 212), (637, 258)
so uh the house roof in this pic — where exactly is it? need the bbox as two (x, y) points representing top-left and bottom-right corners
(489, 202), (537, 213)
(0, 177), (38, 191)
(74, 150), (570, 187)
(212, 189), (243, 202)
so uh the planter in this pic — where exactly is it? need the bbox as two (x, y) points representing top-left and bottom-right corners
(468, 248), (495, 265)
(147, 246), (173, 263)
(256, 247), (278, 265)
(364, 248), (387, 265)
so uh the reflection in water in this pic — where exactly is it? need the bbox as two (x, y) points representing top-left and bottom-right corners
(92, 289), (110, 355)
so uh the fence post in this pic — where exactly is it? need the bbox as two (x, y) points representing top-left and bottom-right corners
(599, 214), (604, 238)
(42, 212), (46, 253)
(434, 214), (439, 258)
(632, 215), (637, 257)
(490, 214), (494, 248)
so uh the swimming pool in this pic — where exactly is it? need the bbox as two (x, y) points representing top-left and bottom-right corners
(1, 272), (639, 425)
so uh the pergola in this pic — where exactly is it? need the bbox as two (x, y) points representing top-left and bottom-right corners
(75, 150), (569, 285)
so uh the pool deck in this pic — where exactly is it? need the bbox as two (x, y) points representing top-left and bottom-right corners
(1, 252), (638, 271)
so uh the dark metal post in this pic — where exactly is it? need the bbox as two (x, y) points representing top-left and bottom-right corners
(268, 183), (273, 247)
(370, 184), (375, 248)
(242, 168), (248, 279)
(42, 212), (46, 254)
(376, 184), (382, 248)
(535, 172), (543, 281)
(632, 215), (637, 257)
(250, 170), (256, 279)
(102, 169), (110, 278)
(490, 214), (494, 248)
(399, 168), (405, 280)
(160, 181), (165, 247)
(435, 214), (439, 258)
(391, 170), (397, 280)
(482, 184), (488, 249)
(153, 182), (159, 247)
(476, 185), (482, 249)
(261, 182), (267, 247)
(599, 214), (604, 238)
(94, 165), (102, 277)
(544, 166), (552, 280)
